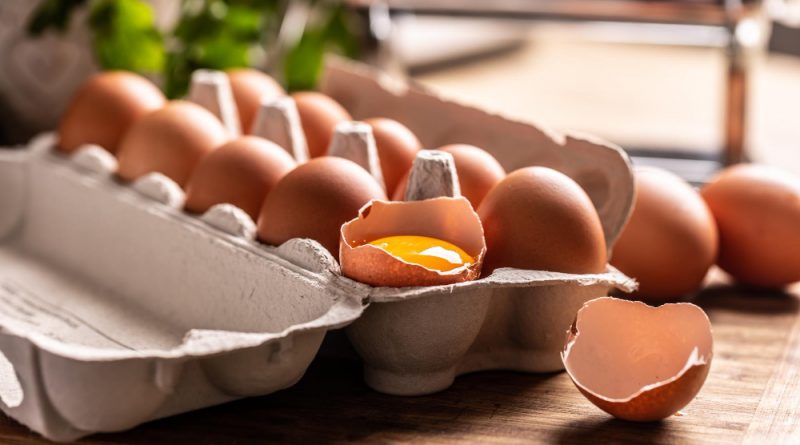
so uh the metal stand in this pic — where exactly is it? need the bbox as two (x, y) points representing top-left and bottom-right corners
(349, 0), (771, 181)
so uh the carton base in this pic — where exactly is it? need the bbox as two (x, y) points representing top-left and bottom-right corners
(348, 273), (633, 396)
(364, 367), (458, 396)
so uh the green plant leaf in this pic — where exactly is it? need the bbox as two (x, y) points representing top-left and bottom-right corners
(164, 0), (282, 98)
(283, 2), (362, 91)
(284, 26), (326, 91)
(89, 0), (165, 73)
(27, 0), (362, 98)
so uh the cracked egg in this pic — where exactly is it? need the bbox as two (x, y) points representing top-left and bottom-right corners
(562, 297), (713, 422)
(340, 198), (485, 287)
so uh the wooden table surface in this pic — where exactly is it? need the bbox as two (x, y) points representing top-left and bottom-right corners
(0, 280), (797, 444)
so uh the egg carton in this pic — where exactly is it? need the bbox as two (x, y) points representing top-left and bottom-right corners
(321, 58), (637, 395)
(0, 135), (366, 442)
(0, 59), (636, 441)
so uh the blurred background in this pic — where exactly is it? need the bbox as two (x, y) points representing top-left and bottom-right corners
(1, 0), (799, 180)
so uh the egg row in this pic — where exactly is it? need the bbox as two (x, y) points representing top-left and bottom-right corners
(55, 69), (610, 288)
(58, 69), (469, 199)
(611, 163), (800, 302)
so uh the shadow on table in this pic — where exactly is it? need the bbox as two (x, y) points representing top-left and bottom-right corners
(91, 357), (561, 445)
(693, 283), (799, 316)
(554, 417), (673, 445)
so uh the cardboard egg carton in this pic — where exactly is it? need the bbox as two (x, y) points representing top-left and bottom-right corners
(0, 58), (635, 441)
(0, 135), (366, 442)
(321, 58), (637, 395)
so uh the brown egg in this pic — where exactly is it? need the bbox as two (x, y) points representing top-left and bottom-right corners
(257, 157), (386, 259)
(611, 167), (718, 302)
(393, 144), (505, 208)
(227, 68), (284, 134)
(702, 164), (800, 288)
(185, 136), (296, 220)
(563, 297), (713, 421)
(364, 118), (421, 194)
(117, 101), (229, 188)
(292, 92), (352, 158)
(58, 71), (165, 154)
(340, 197), (485, 287)
(441, 144), (506, 208)
(477, 166), (606, 274)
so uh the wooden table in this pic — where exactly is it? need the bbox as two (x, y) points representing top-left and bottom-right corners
(0, 279), (797, 444)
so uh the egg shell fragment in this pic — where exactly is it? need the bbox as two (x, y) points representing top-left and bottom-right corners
(562, 297), (713, 422)
(340, 197), (486, 287)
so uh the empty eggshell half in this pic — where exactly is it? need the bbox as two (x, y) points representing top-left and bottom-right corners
(562, 297), (712, 422)
(340, 197), (485, 287)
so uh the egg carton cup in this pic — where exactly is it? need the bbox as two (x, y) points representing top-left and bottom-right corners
(320, 58), (637, 395)
(0, 134), (365, 442)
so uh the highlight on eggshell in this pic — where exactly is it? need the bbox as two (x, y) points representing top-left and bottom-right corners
(256, 156), (386, 260)
(58, 71), (166, 155)
(364, 117), (422, 194)
(292, 91), (352, 158)
(478, 166), (607, 275)
(226, 68), (285, 134)
(340, 197), (485, 287)
(562, 297), (713, 422)
(392, 144), (505, 209)
(611, 167), (718, 302)
(116, 100), (229, 188)
(184, 136), (297, 221)
(702, 163), (800, 288)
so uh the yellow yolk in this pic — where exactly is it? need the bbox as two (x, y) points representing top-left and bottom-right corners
(367, 235), (474, 272)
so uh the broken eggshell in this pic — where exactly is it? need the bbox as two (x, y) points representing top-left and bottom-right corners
(340, 197), (485, 287)
(562, 297), (712, 422)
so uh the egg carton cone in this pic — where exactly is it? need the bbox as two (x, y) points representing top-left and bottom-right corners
(0, 134), (365, 441)
(319, 57), (638, 395)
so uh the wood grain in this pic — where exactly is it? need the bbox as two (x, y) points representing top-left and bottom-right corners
(0, 283), (796, 444)
(743, 305), (800, 444)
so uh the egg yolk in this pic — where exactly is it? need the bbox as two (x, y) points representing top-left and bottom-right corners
(367, 235), (473, 272)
